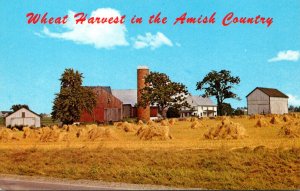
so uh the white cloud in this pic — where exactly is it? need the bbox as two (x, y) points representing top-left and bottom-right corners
(34, 32), (45, 38)
(287, 94), (300, 106)
(132, 32), (173, 50)
(175, 42), (181, 47)
(268, 50), (300, 62)
(42, 8), (129, 49)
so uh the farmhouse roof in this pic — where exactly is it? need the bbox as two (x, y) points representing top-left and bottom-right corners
(6, 107), (41, 118)
(246, 87), (289, 98)
(112, 89), (137, 106)
(186, 95), (216, 106)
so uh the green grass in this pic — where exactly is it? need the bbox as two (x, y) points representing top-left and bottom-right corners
(0, 147), (298, 190)
(41, 117), (60, 126)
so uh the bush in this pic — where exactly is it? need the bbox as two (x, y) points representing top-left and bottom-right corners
(15, 125), (25, 131)
(7, 125), (24, 131)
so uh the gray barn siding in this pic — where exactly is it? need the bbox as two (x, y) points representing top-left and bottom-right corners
(270, 97), (288, 114)
(247, 89), (270, 115)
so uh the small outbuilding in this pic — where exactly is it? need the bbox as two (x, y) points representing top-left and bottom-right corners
(5, 108), (41, 127)
(246, 87), (289, 115)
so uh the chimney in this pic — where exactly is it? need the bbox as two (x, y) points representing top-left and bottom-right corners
(137, 66), (150, 121)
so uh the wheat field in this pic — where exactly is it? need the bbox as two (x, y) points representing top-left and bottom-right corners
(1, 114), (299, 150)
(0, 114), (299, 189)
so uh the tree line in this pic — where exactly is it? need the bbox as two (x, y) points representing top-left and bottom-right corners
(49, 68), (241, 124)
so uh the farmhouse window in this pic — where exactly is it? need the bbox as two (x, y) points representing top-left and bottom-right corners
(22, 112), (25, 118)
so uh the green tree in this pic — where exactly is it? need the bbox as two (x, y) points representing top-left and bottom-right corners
(139, 72), (189, 118)
(196, 70), (240, 116)
(51, 68), (97, 124)
(222, 103), (234, 116)
(166, 107), (180, 118)
(233, 107), (246, 116)
(11, 104), (29, 112)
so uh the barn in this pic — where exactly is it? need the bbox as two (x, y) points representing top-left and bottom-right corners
(247, 87), (289, 115)
(5, 108), (41, 127)
(80, 86), (123, 123)
(111, 89), (159, 119)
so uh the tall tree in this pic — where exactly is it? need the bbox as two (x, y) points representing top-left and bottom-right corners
(196, 70), (240, 116)
(139, 71), (189, 118)
(51, 68), (97, 124)
(11, 104), (29, 112)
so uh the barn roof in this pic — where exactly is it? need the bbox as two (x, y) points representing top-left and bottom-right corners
(85, 86), (112, 94)
(186, 95), (216, 107)
(111, 89), (137, 106)
(246, 87), (289, 98)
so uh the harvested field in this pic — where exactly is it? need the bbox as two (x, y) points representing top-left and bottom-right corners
(0, 147), (298, 190)
(0, 115), (299, 149)
(0, 114), (299, 189)
(116, 122), (137, 133)
(255, 118), (269, 127)
(190, 121), (203, 129)
(278, 122), (300, 138)
(283, 115), (291, 122)
(136, 125), (172, 140)
(160, 119), (169, 126)
(204, 120), (247, 139)
(169, 118), (177, 125)
(270, 116), (281, 124)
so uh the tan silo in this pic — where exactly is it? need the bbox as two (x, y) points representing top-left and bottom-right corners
(137, 66), (150, 121)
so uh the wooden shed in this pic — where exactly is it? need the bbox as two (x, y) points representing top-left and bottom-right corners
(247, 87), (289, 115)
(80, 86), (123, 123)
(5, 108), (41, 127)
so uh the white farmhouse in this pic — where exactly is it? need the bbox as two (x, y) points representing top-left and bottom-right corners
(181, 95), (217, 117)
(247, 87), (288, 115)
(5, 108), (41, 127)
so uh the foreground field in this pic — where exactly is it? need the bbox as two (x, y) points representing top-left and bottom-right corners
(0, 147), (299, 190)
(0, 114), (299, 189)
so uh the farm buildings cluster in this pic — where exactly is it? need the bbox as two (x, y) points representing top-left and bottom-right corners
(2, 66), (290, 128)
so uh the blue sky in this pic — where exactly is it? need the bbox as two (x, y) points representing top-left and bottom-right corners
(1, 0), (300, 113)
